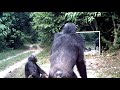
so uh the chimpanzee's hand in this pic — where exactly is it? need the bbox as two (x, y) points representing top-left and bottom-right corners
(41, 74), (48, 78)
(28, 75), (33, 78)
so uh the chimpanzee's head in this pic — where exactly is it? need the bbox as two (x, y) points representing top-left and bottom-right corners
(28, 55), (37, 62)
(61, 23), (77, 34)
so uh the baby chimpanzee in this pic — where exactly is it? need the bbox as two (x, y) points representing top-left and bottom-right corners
(25, 55), (48, 78)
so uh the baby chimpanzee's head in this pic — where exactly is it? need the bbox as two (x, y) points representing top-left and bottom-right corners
(28, 55), (37, 62)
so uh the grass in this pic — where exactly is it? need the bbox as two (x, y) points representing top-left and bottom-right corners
(0, 51), (34, 71)
(5, 64), (25, 78)
(5, 46), (51, 78)
(0, 48), (29, 61)
(36, 46), (51, 65)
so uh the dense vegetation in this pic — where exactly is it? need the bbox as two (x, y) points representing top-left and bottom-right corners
(0, 12), (120, 52)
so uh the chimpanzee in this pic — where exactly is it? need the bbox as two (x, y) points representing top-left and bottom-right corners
(95, 37), (99, 50)
(49, 23), (87, 78)
(25, 55), (48, 78)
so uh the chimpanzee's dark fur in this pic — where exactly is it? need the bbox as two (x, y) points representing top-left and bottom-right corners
(49, 23), (87, 78)
(25, 55), (48, 78)
(95, 37), (99, 50)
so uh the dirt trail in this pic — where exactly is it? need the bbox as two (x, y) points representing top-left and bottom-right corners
(4, 49), (100, 78)
(40, 50), (100, 78)
(40, 57), (99, 78)
(0, 45), (43, 78)
(0, 51), (30, 63)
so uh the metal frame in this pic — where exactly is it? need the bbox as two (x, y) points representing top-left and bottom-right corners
(76, 31), (101, 55)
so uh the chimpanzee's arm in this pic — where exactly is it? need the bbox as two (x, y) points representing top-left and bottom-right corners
(36, 64), (47, 75)
(28, 61), (40, 78)
(76, 47), (87, 78)
(76, 36), (87, 78)
(36, 64), (48, 78)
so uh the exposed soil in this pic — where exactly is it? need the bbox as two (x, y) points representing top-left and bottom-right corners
(0, 44), (43, 78)
(3, 48), (120, 78)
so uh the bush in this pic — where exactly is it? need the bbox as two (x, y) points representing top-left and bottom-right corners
(109, 44), (120, 52)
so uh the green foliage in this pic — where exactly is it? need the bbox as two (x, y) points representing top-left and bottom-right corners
(0, 12), (34, 51)
(30, 12), (102, 45)
(29, 12), (58, 43)
(0, 12), (13, 50)
(30, 12), (61, 45)
(116, 36), (120, 44)
(0, 12), (120, 52)
(109, 44), (120, 51)
(0, 12), (103, 50)
(81, 32), (99, 42)
(64, 12), (101, 24)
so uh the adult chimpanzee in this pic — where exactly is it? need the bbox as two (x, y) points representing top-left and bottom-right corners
(49, 23), (87, 78)
(95, 37), (99, 50)
(25, 55), (48, 78)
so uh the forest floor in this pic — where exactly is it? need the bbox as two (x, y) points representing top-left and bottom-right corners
(0, 45), (120, 78)
(0, 44), (43, 78)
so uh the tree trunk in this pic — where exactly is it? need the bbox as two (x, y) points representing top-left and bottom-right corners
(112, 15), (117, 47)
(94, 18), (98, 31)
(113, 28), (117, 46)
